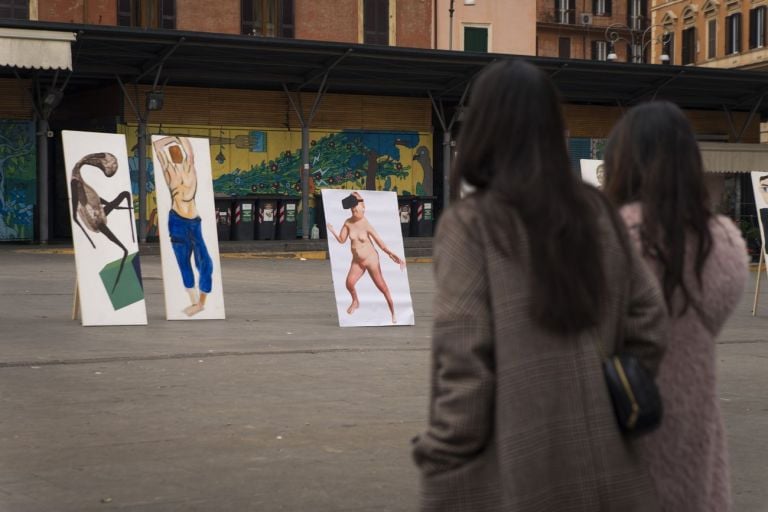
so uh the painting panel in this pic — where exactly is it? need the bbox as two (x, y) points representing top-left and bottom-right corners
(322, 189), (414, 327)
(61, 130), (147, 326)
(152, 135), (226, 320)
(580, 159), (605, 189)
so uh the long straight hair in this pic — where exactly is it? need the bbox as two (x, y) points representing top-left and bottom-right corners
(603, 101), (712, 314)
(453, 60), (605, 334)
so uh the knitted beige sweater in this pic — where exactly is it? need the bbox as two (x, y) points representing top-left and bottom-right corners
(620, 203), (750, 512)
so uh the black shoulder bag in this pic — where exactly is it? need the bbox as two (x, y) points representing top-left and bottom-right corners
(598, 194), (663, 436)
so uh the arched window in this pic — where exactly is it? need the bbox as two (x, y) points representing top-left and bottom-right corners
(702, 0), (719, 17)
(682, 6), (698, 25)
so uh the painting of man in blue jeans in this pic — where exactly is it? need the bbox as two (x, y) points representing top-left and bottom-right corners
(153, 136), (213, 316)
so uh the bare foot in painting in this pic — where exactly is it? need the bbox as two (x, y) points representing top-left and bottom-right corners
(391, 313), (397, 324)
(347, 300), (359, 315)
(184, 303), (205, 316)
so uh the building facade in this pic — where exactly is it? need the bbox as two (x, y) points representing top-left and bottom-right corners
(536, 0), (667, 63)
(433, 0), (536, 54)
(650, 0), (768, 71)
(0, 0), (443, 242)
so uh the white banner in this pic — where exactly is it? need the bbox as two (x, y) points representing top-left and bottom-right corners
(152, 136), (226, 320)
(62, 131), (147, 326)
(322, 189), (414, 327)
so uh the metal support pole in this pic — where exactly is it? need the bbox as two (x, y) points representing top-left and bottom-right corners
(753, 249), (764, 316)
(37, 119), (49, 243)
(137, 120), (148, 243)
(442, 130), (452, 208)
(301, 126), (310, 239)
(448, 0), (455, 50)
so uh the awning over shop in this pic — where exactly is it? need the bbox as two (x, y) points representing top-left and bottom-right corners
(0, 28), (76, 70)
(700, 142), (768, 173)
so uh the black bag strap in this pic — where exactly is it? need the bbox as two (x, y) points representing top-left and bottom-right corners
(586, 186), (634, 357)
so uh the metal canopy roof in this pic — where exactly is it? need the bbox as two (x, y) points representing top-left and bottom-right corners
(2, 20), (768, 114)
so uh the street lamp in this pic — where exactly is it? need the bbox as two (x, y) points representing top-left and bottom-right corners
(604, 23), (671, 64)
(449, 0), (476, 50)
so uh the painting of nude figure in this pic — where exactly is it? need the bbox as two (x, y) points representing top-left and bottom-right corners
(151, 135), (225, 320)
(62, 131), (147, 326)
(322, 189), (414, 327)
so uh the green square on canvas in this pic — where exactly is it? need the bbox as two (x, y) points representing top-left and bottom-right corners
(99, 252), (144, 310)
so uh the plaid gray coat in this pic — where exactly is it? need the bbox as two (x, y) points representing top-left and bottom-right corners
(412, 193), (667, 512)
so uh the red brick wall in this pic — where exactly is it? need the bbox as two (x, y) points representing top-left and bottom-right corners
(177, 0), (239, 34)
(295, 0), (359, 43)
(396, 0), (431, 49)
(38, 0), (87, 23)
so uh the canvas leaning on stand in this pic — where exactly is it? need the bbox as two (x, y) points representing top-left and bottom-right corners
(62, 130), (148, 327)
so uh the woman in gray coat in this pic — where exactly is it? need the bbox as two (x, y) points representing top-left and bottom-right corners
(411, 60), (667, 511)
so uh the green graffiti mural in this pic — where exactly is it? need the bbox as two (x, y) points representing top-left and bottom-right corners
(212, 131), (416, 196)
(0, 121), (36, 241)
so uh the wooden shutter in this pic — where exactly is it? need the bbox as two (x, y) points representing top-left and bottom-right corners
(364, 0), (389, 45)
(0, 0), (29, 19)
(558, 37), (571, 58)
(160, 0), (175, 29)
(591, 40), (598, 59)
(726, 15), (733, 53)
(464, 27), (487, 52)
(605, 0), (612, 15)
(735, 13), (742, 52)
(117, 0), (132, 26)
(241, 0), (253, 34)
(280, 0), (294, 38)
(568, 0), (575, 24)
(681, 27), (695, 64)
(750, 8), (758, 48)
(708, 19), (716, 58)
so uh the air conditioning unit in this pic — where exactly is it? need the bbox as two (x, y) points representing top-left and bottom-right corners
(580, 13), (593, 25)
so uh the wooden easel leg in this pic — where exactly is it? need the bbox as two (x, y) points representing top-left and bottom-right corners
(752, 250), (764, 316)
(72, 280), (81, 321)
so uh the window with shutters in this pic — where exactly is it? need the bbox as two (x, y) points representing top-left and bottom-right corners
(749, 6), (766, 49)
(464, 26), (488, 52)
(556, 0), (575, 24)
(664, 33), (675, 64)
(681, 27), (696, 64)
(592, 40), (607, 60)
(0, 0), (28, 19)
(726, 12), (742, 53)
(559, 37), (571, 58)
(364, 0), (389, 45)
(593, 0), (611, 16)
(628, 0), (646, 30)
(708, 18), (717, 58)
(242, 0), (294, 37)
(117, 0), (175, 29)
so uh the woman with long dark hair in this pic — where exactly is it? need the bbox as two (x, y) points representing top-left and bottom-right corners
(604, 101), (749, 512)
(411, 59), (667, 511)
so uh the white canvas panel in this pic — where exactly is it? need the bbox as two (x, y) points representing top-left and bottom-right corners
(61, 130), (147, 326)
(151, 136), (226, 320)
(751, 172), (768, 262)
(580, 159), (605, 189)
(322, 189), (414, 327)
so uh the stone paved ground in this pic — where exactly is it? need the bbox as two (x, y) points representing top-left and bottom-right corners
(0, 250), (765, 511)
